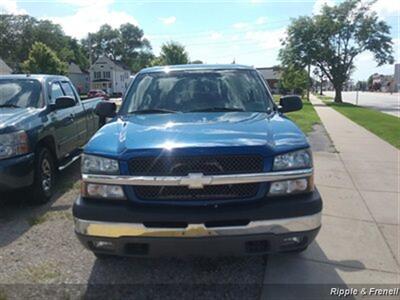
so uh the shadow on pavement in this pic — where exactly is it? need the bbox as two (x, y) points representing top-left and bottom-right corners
(262, 243), (363, 300)
(0, 161), (80, 247)
(84, 255), (266, 299)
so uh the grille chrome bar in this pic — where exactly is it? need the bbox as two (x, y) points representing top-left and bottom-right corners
(82, 168), (313, 189)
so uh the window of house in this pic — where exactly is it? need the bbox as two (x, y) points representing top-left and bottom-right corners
(103, 71), (111, 79)
(94, 71), (101, 79)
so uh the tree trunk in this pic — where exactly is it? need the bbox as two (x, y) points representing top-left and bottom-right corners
(334, 85), (343, 103)
(320, 80), (323, 95)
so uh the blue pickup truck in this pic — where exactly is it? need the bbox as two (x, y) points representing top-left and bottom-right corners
(0, 75), (102, 203)
(73, 64), (322, 258)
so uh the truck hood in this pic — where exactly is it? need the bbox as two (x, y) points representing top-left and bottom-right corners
(0, 107), (40, 132)
(85, 112), (309, 158)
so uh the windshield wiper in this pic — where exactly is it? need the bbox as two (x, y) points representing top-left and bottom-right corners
(188, 107), (245, 112)
(0, 104), (21, 108)
(128, 108), (178, 114)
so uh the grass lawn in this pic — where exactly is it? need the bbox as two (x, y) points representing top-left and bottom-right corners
(317, 95), (400, 149)
(273, 95), (321, 134)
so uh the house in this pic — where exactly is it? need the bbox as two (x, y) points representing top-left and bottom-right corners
(256, 67), (282, 93)
(68, 62), (90, 94)
(371, 73), (394, 92)
(89, 56), (131, 95)
(0, 58), (13, 75)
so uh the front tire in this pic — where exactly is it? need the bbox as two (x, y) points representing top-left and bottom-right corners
(31, 147), (55, 204)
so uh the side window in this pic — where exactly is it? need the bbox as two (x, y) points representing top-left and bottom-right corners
(51, 82), (64, 102)
(61, 82), (77, 103)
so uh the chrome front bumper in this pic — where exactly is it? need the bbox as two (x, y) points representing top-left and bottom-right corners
(74, 212), (321, 238)
(82, 168), (313, 189)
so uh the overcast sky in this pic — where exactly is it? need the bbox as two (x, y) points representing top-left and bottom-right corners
(1, 0), (399, 81)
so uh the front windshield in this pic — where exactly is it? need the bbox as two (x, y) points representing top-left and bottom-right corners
(0, 79), (43, 108)
(120, 69), (273, 114)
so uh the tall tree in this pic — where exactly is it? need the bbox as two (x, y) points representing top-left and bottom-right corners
(159, 42), (189, 65)
(279, 0), (393, 102)
(82, 23), (152, 71)
(21, 42), (67, 75)
(0, 15), (89, 71)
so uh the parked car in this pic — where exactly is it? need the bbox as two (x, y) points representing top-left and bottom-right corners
(0, 74), (103, 203)
(73, 64), (322, 258)
(87, 89), (109, 100)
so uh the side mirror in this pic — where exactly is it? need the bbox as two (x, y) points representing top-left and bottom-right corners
(53, 96), (76, 110)
(95, 101), (116, 118)
(279, 95), (303, 113)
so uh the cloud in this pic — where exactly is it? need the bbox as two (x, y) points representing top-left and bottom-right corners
(0, 0), (27, 14)
(312, 0), (334, 15)
(245, 27), (286, 50)
(159, 16), (176, 26)
(371, 0), (400, 18)
(210, 32), (223, 40)
(45, 1), (138, 39)
(233, 22), (250, 29)
(255, 17), (267, 25)
(58, 0), (113, 6)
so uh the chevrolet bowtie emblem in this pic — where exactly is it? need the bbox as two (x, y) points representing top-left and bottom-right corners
(180, 173), (212, 189)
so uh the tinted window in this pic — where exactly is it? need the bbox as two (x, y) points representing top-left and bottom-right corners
(120, 69), (273, 114)
(0, 79), (43, 108)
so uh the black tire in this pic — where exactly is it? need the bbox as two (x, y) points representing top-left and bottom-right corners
(31, 147), (55, 204)
(93, 252), (116, 260)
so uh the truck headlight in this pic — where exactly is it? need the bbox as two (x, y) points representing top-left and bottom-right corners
(82, 183), (126, 200)
(268, 178), (313, 196)
(273, 149), (312, 171)
(0, 131), (29, 160)
(81, 154), (119, 175)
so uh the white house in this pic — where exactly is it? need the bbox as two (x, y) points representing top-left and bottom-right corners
(89, 56), (131, 95)
(68, 62), (90, 94)
(0, 58), (13, 75)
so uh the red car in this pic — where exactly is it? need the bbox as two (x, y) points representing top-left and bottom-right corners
(87, 90), (109, 100)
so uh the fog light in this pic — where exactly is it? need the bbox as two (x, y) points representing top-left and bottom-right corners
(283, 236), (302, 244)
(91, 240), (115, 251)
(82, 183), (126, 199)
(268, 178), (309, 196)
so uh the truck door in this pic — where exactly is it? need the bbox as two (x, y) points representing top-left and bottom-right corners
(49, 81), (78, 158)
(60, 81), (88, 148)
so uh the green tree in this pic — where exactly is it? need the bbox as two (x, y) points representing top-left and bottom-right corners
(280, 65), (309, 96)
(191, 60), (203, 64)
(0, 15), (89, 72)
(82, 23), (152, 71)
(279, 0), (393, 103)
(22, 42), (67, 75)
(159, 42), (189, 65)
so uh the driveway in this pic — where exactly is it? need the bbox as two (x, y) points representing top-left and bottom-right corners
(324, 91), (399, 117)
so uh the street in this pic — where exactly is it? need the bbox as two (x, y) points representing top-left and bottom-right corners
(324, 91), (400, 117)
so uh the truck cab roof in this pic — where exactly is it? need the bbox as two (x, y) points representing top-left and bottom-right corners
(139, 64), (255, 74)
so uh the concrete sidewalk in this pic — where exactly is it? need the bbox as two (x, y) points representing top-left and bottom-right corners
(262, 94), (399, 298)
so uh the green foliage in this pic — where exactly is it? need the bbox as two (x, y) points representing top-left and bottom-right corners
(321, 96), (400, 149)
(273, 95), (321, 134)
(279, 0), (393, 103)
(159, 42), (190, 65)
(82, 23), (152, 72)
(21, 42), (67, 75)
(280, 65), (309, 96)
(0, 15), (88, 71)
(191, 60), (203, 64)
